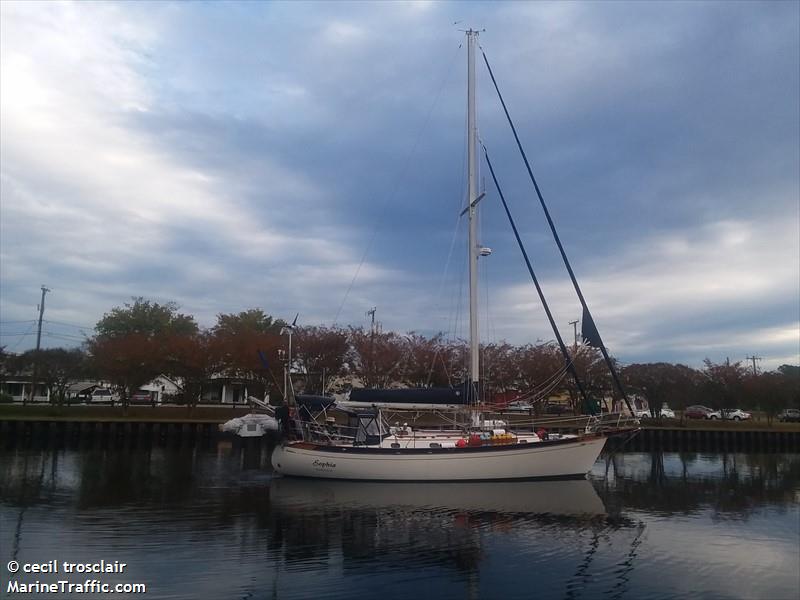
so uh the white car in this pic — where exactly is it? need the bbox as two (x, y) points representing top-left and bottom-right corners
(89, 388), (119, 403)
(635, 407), (676, 419)
(722, 408), (751, 421)
(506, 401), (535, 412)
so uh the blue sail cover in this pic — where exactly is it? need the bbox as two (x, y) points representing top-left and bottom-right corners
(295, 395), (336, 410)
(349, 382), (472, 405)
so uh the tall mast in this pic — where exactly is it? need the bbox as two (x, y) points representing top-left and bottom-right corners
(466, 30), (480, 393)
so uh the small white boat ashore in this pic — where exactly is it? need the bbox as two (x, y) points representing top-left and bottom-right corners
(220, 413), (279, 438)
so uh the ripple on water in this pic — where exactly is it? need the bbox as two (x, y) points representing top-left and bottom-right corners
(1, 446), (798, 600)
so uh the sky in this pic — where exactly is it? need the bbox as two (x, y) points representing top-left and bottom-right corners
(1, 0), (798, 371)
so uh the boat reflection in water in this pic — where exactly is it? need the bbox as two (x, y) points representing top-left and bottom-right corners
(3, 444), (797, 600)
(267, 476), (612, 598)
(269, 477), (606, 517)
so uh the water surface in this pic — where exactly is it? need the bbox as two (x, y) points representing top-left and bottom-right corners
(1, 441), (798, 599)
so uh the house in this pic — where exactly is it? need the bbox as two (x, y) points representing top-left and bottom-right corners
(137, 375), (181, 404)
(0, 378), (49, 403)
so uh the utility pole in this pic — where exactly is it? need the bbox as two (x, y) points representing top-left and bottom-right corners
(569, 319), (579, 350)
(366, 308), (376, 387)
(35, 285), (50, 352)
(27, 285), (50, 404)
(746, 355), (762, 376)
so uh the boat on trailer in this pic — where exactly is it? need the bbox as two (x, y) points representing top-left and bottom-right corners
(272, 30), (638, 481)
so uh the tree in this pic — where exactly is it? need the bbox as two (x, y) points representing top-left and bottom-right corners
(564, 345), (611, 414)
(745, 367), (799, 425)
(35, 348), (86, 405)
(163, 332), (220, 409)
(348, 327), (406, 388)
(701, 359), (747, 410)
(211, 310), (285, 401)
(400, 332), (453, 388)
(511, 342), (566, 403)
(90, 298), (198, 406)
(214, 308), (284, 336)
(89, 334), (161, 406)
(95, 298), (197, 339)
(293, 326), (349, 394)
(777, 364), (800, 410)
(480, 342), (517, 397)
(623, 362), (703, 421)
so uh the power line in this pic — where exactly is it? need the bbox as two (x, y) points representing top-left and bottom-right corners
(7, 321), (36, 351)
(43, 331), (88, 341)
(43, 319), (94, 330)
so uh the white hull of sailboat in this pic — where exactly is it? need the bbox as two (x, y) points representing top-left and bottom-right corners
(270, 435), (607, 481)
(269, 477), (606, 516)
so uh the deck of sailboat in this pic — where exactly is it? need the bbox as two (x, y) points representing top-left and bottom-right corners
(282, 429), (635, 455)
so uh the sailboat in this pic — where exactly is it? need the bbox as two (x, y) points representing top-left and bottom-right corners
(271, 31), (638, 481)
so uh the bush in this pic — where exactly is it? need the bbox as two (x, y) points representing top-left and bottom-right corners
(0, 392), (13, 403)
(161, 392), (185, 405)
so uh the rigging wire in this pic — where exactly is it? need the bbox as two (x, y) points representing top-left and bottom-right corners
(482, 143), (591, 407)
(332, 42), (464, 326)
(480, 46), (632, 414)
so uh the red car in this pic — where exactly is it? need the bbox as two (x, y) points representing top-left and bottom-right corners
(130, 390), (153, 404)
(684, 405), (722, 419)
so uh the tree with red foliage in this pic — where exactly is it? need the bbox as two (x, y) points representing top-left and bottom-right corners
(162, 332), (220, 408)
(293, 326), (349, 394)
(701, 358), (748, 410)
(400, 332), (454, 388)
(211, 309), (285, 401)
(89, 298), (198, 407)
(348, 327), (407, 388)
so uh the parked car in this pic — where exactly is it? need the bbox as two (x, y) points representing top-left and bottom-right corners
(130, 390), (153, 404)
(684, 405), (722, 420)
(89, 388), (118, 403)
(505, 400), (535, 412)
(722, 408), (751, 421)
(635, 407), (676, 419)
(778, 409), (800, 423)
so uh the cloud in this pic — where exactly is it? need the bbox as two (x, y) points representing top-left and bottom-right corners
(0, 1), (797, 372)
(493, 215), (799, 369)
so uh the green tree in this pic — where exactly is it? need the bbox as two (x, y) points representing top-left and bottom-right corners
(701, 359), (747, 411)
(95, 298), (197, 339)
(623, 362), (703, 421)
(35, 348), (87, 405)
(214, 309), (284, 336)
(90, 298), (198, 407)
